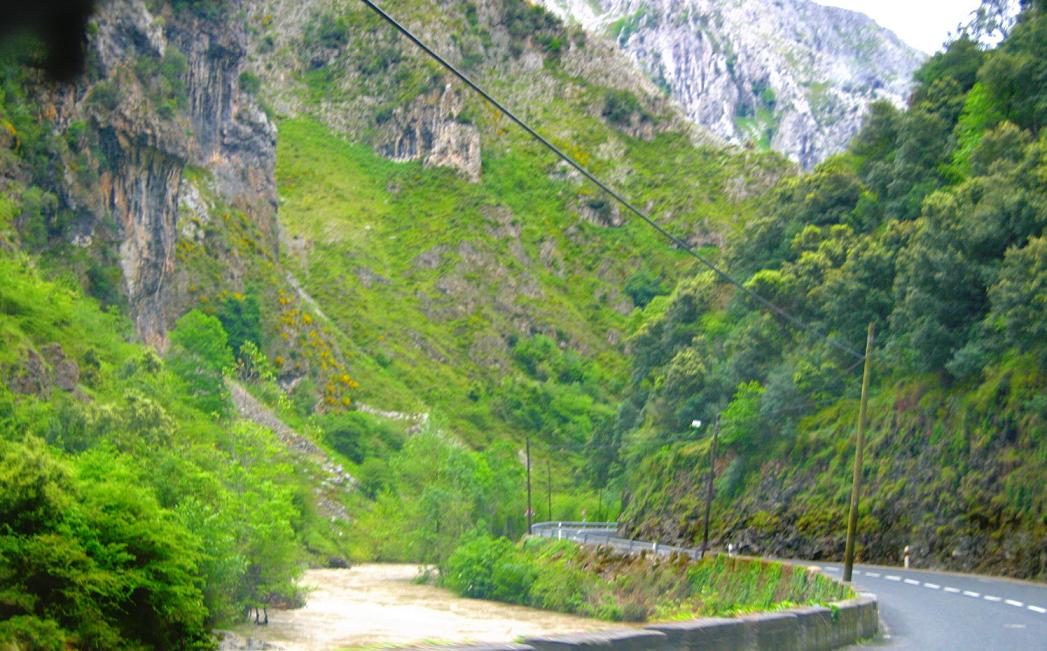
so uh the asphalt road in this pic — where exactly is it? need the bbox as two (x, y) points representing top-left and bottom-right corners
(531, 523), (1047, 650)
(812, 561), (1047, 650)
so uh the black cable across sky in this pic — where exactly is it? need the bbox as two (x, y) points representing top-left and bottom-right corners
(358, 0), (865, 362)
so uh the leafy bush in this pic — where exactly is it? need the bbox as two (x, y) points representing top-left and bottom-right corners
(601, 89), (647, 127)
(87, 80), (122, 112)
(443, 532), (525, 599)
(239, 71), (262, 96)
(625, 271), (667, 308)
(134, 48), (188, 118)
(168, 309), (233, 415)
(216, 292), (262, 355)
(317, 411), (404, 464)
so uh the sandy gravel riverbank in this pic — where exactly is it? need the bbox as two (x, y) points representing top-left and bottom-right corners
(229, 563), (630, 650)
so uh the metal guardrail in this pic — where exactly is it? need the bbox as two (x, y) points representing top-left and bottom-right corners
(531, 521), (618, 530)
(531, 521), (703, 560)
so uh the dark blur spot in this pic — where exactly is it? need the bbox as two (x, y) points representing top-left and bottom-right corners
(2, 1), (98, 81)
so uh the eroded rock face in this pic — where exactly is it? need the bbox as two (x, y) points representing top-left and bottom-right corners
(98, 127), (184, 347)
(7, 344), (81, 396)
(376, 85), (482, 182)
(50, 0), (278, 347)
(171, 10), (277, 211)
(539, 0), (926, 168)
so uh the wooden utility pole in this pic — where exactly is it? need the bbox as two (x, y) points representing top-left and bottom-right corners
(844, 322), (875, 582)
(547, 460), (553, 521)
(526, 437), (533, 534)
(701, 416), (721, 559)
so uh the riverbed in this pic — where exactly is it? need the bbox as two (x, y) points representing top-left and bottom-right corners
(230, 563), (629, 650)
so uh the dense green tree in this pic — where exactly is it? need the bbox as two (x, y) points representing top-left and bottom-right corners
(719, 381), (766, 453)
(987, 233), (1047, 354)
(979, 4), (1047, 132)
(0, 438), (212, 650)
(912, 37), (985, 105)
(168, 310), (233, 415)
(604, 1), (1047, 557)
(217, 292), (263, 356)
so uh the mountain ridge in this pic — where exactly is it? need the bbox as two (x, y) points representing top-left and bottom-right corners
(537, 0), (926, 167)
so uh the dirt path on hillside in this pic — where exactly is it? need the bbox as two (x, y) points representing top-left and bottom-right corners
(228, 564), (630, 650)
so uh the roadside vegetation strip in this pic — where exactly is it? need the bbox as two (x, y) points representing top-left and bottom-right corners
(539, 526), (1047, 620)
(441, 534), (853, 624)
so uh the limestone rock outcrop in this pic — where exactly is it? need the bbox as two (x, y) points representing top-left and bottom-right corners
(50, 0), (277, 347)
(539, 0), (926, 168)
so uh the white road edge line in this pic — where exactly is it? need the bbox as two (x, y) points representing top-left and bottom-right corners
(1005, 600), (1024, 607)
(963, 591), (981, 598)
(865, 572), (881, 578)
(943, 587), (960, 593)
(984, 595), (1002, 602)
(923, 582), (940, 589)
(1028, 605), (1046, 614)
(885, 575), (902, 581)
(904, 578), (921, 585)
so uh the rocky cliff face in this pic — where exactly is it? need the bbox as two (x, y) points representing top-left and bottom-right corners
(46, 0), (276, 347)
(538, 0), (925, 168)
(376, 85), (482, 182)
(240, 0), (695, 183)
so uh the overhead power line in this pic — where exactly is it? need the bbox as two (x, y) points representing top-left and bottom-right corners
(358, 0), (865, 362)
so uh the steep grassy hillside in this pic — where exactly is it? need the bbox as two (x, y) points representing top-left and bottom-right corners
(273, 115), (766, 446)
(254, 0), (790, 454)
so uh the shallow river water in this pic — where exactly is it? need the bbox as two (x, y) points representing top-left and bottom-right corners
(231, 563), (629, 650)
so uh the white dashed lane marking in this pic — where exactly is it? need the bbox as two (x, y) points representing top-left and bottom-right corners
(815, 566), (1046, 615)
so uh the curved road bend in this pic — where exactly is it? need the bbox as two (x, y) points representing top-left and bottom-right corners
(532, 523), (1047, 650)
(809, 561), (1047, 650)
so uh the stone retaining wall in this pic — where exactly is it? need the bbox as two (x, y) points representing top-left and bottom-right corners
(394, 595), (877, 651)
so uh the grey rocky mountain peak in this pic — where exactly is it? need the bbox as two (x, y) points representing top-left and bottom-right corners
(538, 0), (925, 168)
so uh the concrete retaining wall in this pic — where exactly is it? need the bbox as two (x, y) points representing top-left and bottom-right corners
(392, 595), (877, 651)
